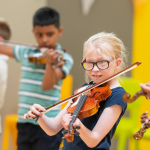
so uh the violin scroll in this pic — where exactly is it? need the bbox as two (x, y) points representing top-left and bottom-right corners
(133, 120), (150, 140)
(123, 90), (146, 103)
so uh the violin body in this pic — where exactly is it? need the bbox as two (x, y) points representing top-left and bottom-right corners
(28, 52), (46, 64)
(28, 50), (66, 68)
(68, 95), (100, 119)
(67, 83), (112, 119)
(63, 83), (112, 142)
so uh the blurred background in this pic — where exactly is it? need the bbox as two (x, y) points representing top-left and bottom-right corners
(0, 0), (150, 149)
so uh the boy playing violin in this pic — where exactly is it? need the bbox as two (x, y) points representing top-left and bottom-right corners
(0, 7), (73, 150)
(24, 32), (127, 150)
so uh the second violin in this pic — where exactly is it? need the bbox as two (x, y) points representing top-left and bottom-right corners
(27, 48), (66, 68)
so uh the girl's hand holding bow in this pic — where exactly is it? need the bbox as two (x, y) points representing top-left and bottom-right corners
(23, 104), (46, 120)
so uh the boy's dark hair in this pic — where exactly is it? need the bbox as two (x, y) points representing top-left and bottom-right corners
(33, 7), (60, 28)
(0, 18), (11, 40)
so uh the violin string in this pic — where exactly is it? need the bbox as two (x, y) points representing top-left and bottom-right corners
(71, 95), (85, 122)
(72, 95), (87, 122)
(69, 95), (84, 132)
(69, 96), (84, 132)
(70, 84), (92, 123)
(69, 94), (88, 133)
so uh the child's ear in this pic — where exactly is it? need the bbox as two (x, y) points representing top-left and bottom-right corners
(58, 27), (63, 37)
(115, 58), (122, 69)
(0, 36), (3, 40)
(32, 28), (35, 35)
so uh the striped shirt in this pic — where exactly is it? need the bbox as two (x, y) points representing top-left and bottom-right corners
(13, 43), (73, 125)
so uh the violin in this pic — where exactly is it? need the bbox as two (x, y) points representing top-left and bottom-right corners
(27, 49), (66, 68)
(26, 62), (142, 141)
(62, 83), (112, 142)
(26, 62), (141, 119)
(0, 39), (66, 68)
(133, 119), (150, 140)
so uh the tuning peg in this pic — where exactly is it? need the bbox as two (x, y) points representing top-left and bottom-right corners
(62, 136), (65, 141)
(62, 130), (68, 134)
(73, 126), (80, 130)
(76, 126), (80, 129)
(73, 130), (79, 136)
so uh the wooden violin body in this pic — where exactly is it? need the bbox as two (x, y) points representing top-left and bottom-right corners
(28, 49), (66, 68)
(63, 83), (112, 142)
(67, 83), (112, 119)
(28, 52), (46, 64)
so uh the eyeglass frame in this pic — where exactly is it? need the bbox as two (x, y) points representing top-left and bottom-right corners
(81, 59), (110, 71)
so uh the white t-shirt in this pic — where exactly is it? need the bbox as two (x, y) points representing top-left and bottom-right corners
(0, 54), (8, 109)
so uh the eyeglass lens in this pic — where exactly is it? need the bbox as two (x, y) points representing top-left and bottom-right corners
(82, 60), (109, 70)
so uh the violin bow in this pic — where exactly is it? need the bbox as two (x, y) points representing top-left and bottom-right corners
(0, 39), (63, 55)
(41, 62), (142, 115)
(0, 39), (38, 49)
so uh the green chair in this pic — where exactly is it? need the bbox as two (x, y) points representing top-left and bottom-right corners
(114, 77), (143, 150)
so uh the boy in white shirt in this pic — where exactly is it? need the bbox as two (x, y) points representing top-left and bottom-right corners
(0, 18), (11, 134)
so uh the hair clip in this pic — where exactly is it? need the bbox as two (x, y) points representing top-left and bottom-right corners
(81, 59), (86, 63)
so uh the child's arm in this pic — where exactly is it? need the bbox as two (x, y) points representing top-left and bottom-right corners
(42, 49), (65, 90)
(24, 100), (72, 136)
(141, 111), (150, 127)
(0, 44), (14, 58)
(0, 60), (8, 109)
(62, 104), (122, 148)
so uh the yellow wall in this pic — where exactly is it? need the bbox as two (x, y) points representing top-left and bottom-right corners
(132, 0), (150, 149)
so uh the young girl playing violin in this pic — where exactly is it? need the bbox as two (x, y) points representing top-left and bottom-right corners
(24, 32), (127, 150)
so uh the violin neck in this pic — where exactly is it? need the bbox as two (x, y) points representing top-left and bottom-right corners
(69, 94), (88, 133)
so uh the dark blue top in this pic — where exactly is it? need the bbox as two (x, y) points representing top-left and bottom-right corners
(62, 84), (127, 150)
